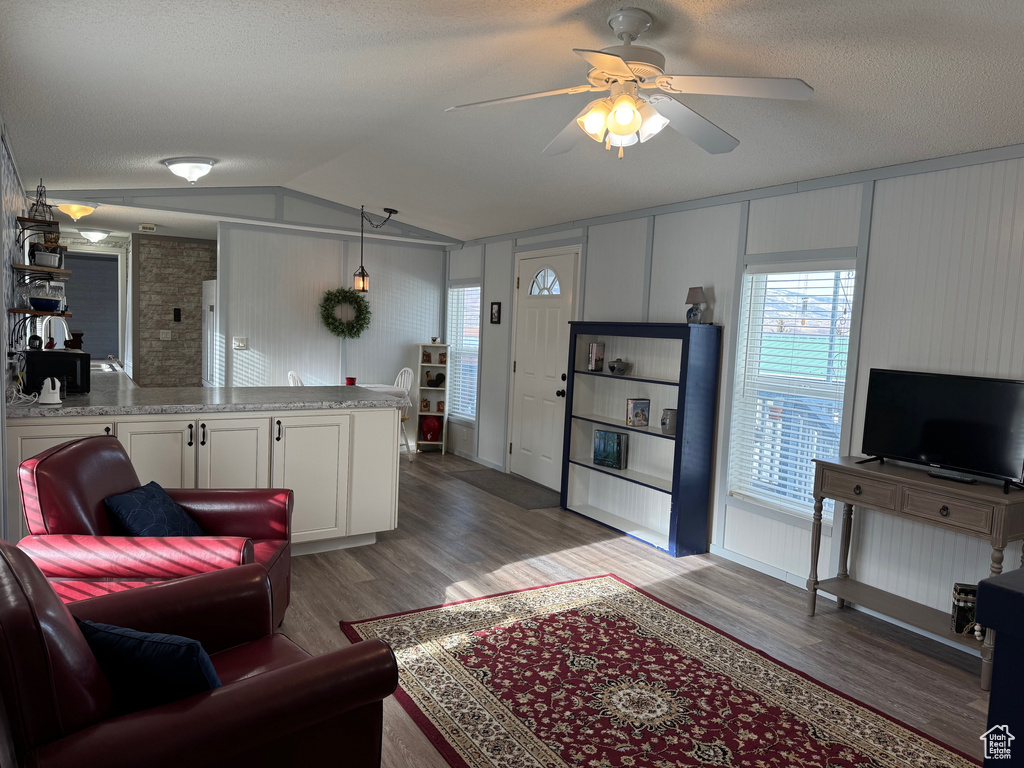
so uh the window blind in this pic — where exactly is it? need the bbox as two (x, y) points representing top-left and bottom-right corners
(727, 268), (856, 517)
(446, 285), (481, 420)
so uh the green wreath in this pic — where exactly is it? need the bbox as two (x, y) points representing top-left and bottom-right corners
(320, 287), (371, 338)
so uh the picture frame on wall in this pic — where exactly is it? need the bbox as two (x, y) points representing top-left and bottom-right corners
(490, 302), (501, 324)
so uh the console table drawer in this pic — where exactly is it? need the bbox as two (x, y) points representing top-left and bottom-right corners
(901, 489), (993, 534)
(820, 469), (897, 510)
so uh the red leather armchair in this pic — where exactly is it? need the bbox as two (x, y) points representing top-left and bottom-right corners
(17, 436), (293, 625)
(0, 539), (397, 768)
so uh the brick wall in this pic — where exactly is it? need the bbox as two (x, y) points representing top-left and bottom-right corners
(132, 235), (216, 387)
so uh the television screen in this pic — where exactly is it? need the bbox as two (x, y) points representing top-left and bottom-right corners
(861, 369), (1024, 482)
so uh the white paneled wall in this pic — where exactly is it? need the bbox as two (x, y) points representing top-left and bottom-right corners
(746, 185), (863, 254)
(478, 239), (514, 468)
(449, 245), (482, 280)
(724, 505), (833, 582)
(847, 159), (1024, 610)
(219, 224), (442, 387)
(583, 218), (649, 321)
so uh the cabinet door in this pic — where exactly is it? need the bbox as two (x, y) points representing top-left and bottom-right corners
(349, 410), (399, 535)
(197, 417), (270, 489)
(6, 421), (115, 541)
(116, 419), (196, 488)
(271, 414), (350, 543)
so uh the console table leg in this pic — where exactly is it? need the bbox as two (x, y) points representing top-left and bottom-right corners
(836, 502), (854, 608)
(989, 545), (1005, 577)
(806, 497), (824, 616)
(979, 544), (1005, 691)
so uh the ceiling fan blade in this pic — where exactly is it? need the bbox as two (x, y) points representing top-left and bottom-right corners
(573, 49), (636, 80)
(542, 107), (591, 156)
(446, 85), (597, 112)
(656, 75), (813, 100)
(647, 94), (739, 154)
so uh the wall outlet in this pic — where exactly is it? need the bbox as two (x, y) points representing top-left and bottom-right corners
(232, 336), (248, 350)
(159, 330), (172, 341)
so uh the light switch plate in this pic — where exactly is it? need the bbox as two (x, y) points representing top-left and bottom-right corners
(232, 336), (248, 350)
(159, 330), (172, 341)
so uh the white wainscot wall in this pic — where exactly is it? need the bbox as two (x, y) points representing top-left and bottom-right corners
(583, 218), (649, 321)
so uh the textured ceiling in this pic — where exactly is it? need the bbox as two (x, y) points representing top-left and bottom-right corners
(2, 1), (1024, 242)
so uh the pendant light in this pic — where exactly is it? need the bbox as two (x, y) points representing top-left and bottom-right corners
(355, 205), (399, 293)
(56, 202), (98, 221)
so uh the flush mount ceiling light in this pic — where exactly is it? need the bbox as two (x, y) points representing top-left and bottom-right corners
(56, 202), (98, 221)
(355, 205), (399, 293)
(77, 229), (111, 243)
(161, 157), (217, 185)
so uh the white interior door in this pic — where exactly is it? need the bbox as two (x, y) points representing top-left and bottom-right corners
(509, 248), (578, 490)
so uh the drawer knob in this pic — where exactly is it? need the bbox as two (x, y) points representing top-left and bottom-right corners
(853, 484), (862, 496)
(939, 505), (950, 517)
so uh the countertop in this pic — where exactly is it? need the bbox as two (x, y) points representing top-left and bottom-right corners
(7, 383), (411, 419)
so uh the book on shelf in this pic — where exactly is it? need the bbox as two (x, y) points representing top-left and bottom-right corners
(593, 430), (628, 470)
(626, 398), (651, 427)
(588, 342), (605, 372)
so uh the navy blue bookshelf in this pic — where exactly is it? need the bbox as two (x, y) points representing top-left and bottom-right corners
(559, 321), (722, 557)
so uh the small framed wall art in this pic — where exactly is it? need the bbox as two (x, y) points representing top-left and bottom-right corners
(490, 302), (501, 324)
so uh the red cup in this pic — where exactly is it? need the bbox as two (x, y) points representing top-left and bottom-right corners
(345, 377), (356, 386)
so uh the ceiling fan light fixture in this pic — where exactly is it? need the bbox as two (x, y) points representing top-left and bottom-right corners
(577, 99), (612, 142)
(637, 100), (670, 143)
(607, 132), (639, 148)
(56, 202), (97, 221)
(161, 157), (217, 185)
(77, 228), (111, 243)
(607, 94), (642, 136)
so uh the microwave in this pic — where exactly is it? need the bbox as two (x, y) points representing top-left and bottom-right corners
(24, 350), (91, 395)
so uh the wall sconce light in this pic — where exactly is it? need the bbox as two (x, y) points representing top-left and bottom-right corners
(56, 202), (98, 221)
(161, 157), (217, 185)
(77, 229), (111, 243)
(685, 286), (708, 324)
(355, 204), (399, 293)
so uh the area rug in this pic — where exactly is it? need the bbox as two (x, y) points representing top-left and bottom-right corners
(341, 575), (977, 768)
(450, 469), (560, 509)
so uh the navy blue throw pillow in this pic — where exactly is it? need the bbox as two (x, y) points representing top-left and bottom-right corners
(104, 481), (205, 537)
(76, 618), (222, 713)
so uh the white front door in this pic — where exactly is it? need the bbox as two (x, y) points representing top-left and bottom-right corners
(509, 248), (578, 490)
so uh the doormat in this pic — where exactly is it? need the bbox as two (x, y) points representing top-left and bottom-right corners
(342, 575), (977, 768)
(450, 469), (560, 509)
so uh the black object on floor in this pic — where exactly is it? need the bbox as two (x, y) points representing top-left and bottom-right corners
(450, 469), (560, 509)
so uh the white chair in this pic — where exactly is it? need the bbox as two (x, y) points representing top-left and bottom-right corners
(288, 371), (304, 386)
(395, 367), (414, 460)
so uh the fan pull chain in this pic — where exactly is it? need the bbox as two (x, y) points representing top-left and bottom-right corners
(605, 137), (611, 151)
(618, 146), (624, 159)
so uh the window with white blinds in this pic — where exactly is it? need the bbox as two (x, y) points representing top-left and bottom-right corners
(446, 284), (481, 421)
(727, 267), (856, 518)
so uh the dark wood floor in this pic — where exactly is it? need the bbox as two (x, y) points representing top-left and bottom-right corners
(281, 451), (987, 765)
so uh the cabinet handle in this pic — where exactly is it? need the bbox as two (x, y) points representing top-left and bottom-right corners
(200, 423), (207, 446)
(104, 426), (111, 435)
(939, 505), (950, 517)
(853, 484), (862, 496)
(187, 423), (194, 447)
(276, 420), (282, 442)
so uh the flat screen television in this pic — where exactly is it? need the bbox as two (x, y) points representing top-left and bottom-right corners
(861, 368), (1024, 486)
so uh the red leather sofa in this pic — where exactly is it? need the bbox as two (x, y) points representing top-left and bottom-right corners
(0, 539), (397, 768)
(17, 436), (293, 625)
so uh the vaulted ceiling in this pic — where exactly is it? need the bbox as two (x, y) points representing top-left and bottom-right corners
(2, 0), (1024, 242)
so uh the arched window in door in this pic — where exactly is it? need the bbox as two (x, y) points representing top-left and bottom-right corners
(528, 268), (561, 296)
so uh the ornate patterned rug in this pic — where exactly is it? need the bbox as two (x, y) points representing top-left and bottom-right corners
(341, 575), (977, 768)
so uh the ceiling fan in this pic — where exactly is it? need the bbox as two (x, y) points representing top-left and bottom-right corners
(446, 8), (813, 158)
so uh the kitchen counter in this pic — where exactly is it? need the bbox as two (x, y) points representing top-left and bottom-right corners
(7, 384), (409, 419)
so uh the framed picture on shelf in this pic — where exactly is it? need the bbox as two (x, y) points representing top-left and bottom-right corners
(593, 430), (628, 470)
(420, 398), (430, 412)
(439, 352), (448, 365)
(437, 400), (445, 413)
(626, 398), (651, 427)
(422, 350), (432, 364)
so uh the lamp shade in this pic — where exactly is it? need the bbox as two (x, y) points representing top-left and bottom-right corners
(77, 229), (111, 243)
(353, 264), (369, 293)
(607, 132), (638, 147)
(56, 203), (97, 221)
(685, 286), (707, 305)
(161, 157), (216, 184)
(637, 101), (670, 143)
(607, 94), (642, 136)
(577, 99), (612, 142)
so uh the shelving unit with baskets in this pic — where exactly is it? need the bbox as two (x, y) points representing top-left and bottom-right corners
(560, 321), (722, 556)
(9, 221), (74, 350)
(416, 343), (450, 454)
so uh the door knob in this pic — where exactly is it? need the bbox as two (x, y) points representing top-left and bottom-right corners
(556, 389), (566, 398)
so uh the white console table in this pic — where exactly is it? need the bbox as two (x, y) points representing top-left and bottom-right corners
(807, 456), (1024, 690)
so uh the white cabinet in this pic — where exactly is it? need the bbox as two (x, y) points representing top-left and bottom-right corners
(349, 409), (399, 535)
(271, 414), (350, 543)
(5, 419), (114, 541)
(416, 343), (449, 453)
(115, 415), (270, 489)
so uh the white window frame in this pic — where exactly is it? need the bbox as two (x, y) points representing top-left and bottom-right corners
(724, 248), (864, 529)
(446, 281), (481, 423)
